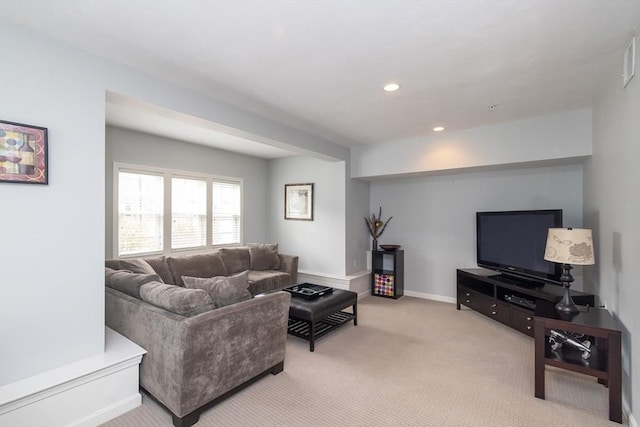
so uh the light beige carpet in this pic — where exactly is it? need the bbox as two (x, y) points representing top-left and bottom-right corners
(102, 296), (624, 426)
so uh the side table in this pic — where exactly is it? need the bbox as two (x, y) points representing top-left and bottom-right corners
(534, 303), (622, 423)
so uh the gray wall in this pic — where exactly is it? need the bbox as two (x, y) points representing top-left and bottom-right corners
(105, 126), (271, 257)
(269, 156), (346, 275)
(584, 28), (639, 418)
(346, 170), (371, 274)
(370, 164), (584, 299)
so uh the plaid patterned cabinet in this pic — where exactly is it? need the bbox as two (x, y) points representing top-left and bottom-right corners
(371, 250), (404, 299)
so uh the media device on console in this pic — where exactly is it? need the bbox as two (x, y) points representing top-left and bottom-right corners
(504, 294), (536, 310)
(476, 209), (563, 286)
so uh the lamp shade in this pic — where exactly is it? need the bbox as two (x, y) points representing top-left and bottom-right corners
(544, 228), (595, 265)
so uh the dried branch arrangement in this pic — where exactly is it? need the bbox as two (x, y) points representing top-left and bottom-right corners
(365, 206), (393, 240)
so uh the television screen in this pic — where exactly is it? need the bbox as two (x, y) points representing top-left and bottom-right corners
(476, 209), (562, 284)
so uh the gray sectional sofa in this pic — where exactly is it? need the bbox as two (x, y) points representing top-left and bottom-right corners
(106, 245), (298, 296)
(104, 245), (298, 427)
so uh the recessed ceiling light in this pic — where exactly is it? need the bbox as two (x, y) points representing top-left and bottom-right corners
(383, 83), (400, 92)
(433, 126), (445, 132)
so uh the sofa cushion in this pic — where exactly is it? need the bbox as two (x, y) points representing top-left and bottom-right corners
(248, 243), (281, 271)
(219, 247), (251, 274)
(105, 259), (121, 270)
(167, 252), (227, 287)
(119, 258), (157, 275)
(143, 256), (174, 284)
(105, 268), (163, 299)
(139, 281), (214, 316)
(247, 270), (291, 296)
(182, 270), (251, 308)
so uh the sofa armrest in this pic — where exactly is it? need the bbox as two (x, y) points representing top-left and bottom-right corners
(105, 287), (291, 418)
(278, 253), (298, 285)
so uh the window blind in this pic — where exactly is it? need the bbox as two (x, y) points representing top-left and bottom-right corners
(118, 171), (164, 256)
(212, 180), (241, 245)
(171, 177), (207, 250)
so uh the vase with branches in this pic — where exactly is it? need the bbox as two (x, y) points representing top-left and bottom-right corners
(365, 207), (392, 250)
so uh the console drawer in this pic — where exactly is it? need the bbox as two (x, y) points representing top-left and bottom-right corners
(484, 301), (510, 326)
(458, 286), (509, 325)
(510, 306), (535, 337)
(458, 285), (491, 312)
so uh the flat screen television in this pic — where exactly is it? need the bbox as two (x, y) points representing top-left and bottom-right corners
(476, 209), (563, 285)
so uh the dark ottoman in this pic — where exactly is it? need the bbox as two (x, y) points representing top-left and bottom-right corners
(287, 287), (357, 352)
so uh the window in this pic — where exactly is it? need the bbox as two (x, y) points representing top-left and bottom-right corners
(212, 180), (241, 245)
(115, 163), (242, 257)
(118, 171), (164, 256)
(172, 177), (206, 250)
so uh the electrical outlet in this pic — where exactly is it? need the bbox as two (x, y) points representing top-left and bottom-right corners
(353, 259), (357, 268)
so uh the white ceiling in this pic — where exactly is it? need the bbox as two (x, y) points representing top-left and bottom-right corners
(2, 1), (639, 157)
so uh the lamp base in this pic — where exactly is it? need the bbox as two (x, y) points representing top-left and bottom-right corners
(555, 284), (580, 314)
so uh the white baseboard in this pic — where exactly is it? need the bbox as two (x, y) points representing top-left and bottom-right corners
(70, 393), (142, 427)
(0, 328), (145, 427)
(404, 290), (457, 304)
(297, 271), (457, 303)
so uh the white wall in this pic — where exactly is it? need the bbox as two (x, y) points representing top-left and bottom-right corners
(370, 164), (584, 299)
(0, 20), (108, 385)
(352, 109), (591, 179)
(0, 19), (351, 387)
(269, 156), (346, 276)
(105, 126), (271, 256)
(584, 30), (639, 421)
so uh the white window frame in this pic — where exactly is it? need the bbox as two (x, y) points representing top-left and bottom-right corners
(113, 162), (243, 258)
(171, 175), (208, 251)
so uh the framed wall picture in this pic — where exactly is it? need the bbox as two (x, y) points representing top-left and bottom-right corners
(284, 183), (313, 220)
(0, 120), (48, 184)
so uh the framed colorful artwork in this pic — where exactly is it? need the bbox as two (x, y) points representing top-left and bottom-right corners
(0, 120), (48, 184)
(284, 183), (313, 221)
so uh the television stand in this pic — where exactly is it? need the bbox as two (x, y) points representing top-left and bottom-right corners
(492, 273), (545, 288)
(456, 268), (595, 337)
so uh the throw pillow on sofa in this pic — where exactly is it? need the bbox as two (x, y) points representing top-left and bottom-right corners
(142, 256), (174, 284)
(219, 247), (251, 274)
(105, 267), (163, 299)
(139, 281), (215, 316)
(248, 243), (281, 270)
(182, 270), (251, 308)
(119, 258), (157, 275)
(167, 252), (228, 286)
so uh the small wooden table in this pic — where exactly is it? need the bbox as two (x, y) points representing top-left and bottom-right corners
(534, 303), (622, 423)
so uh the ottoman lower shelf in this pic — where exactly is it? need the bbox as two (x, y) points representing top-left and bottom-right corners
(288, 310), (355, 348)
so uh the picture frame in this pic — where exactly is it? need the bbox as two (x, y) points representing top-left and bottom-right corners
(0, 120), (48, 184)
(284, 183), (314, 221)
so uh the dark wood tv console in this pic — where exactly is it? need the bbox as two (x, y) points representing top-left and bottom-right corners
(456, 268), (595, 337)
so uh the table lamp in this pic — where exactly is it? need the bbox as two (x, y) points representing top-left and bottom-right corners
(544, 228), (595, 314)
